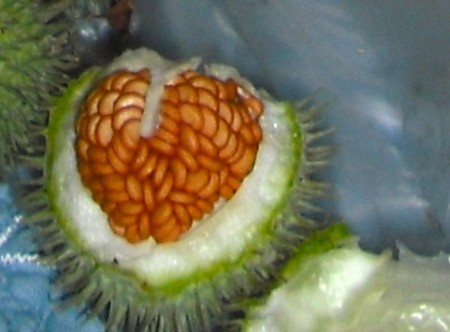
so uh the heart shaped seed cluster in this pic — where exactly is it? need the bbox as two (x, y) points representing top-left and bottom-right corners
(75, 68), (263, 243)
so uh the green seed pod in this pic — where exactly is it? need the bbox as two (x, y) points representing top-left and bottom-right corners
(18, 48), (331, 331)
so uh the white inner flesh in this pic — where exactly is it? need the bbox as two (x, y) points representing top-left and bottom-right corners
(51, 49), (297, 286)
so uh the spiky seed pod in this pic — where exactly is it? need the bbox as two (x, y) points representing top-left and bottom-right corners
(0, 0), (71, 170)
(19, 48), (331, 331)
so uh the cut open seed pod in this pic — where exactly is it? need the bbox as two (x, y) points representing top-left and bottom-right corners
(21, 48), (330, 331)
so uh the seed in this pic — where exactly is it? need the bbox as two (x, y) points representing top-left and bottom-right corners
(152, 201), (173, 226)
(112, 106), (142, 131)
(198, 88), (218, 111)
(109, 219), (125, 236)
(87, 145), (107, 163)
(220, 185), (234, 199)
(143, 180), (155, 210)
(161, 116), (179, 134)
(152, 157), (169, 187)
(197, 154), (222, 172)
(227, 176), (241, 191)
(185, 169), (209, 193)
(198, 134), (218, 157)
(225, 79), (237, 99)
(136, 152), (158, 179)
(230, 146), (257, 176)
(218, 101), (233, 124)
(131, 141), (149, 171)
(245, 96), (263, 117)
(180, 104), (204, 130)
(200, 106), (218, 138)
(126, 174), (143, 201)
(161, 102), (181, 121)
(125, 225), (141, 243)
(101, 201), (116, 215)
(114, 93), (145, 110)
(251, 122), (263, 142)
(107, 146), (129, 174)
(169, 191), (195, 204)
(218, 133), (238, 160)
(98, 90), (120, 115)
(148, 136), (175, 156)
(177, 147), (198, 172)
(102, 174), (126, 191)
(226, 139), (246, 164)
(96, 115), (114, 147)
(173, 203), (191, 226)
(152, 217), (180, 243)
(189, 76), (217, 94)
(122, 79), (149, 95)
(240, 126), (255, 145)
(87, 113), (101, 144)
(198, 173), (220, 199)
(111, 71), (139, 90)
(196, 199), (214, 214)
(170, 158), (187, 188)
(138, 213), (151, 239)
(187, 205), (203, 220)
(177, 83), (198, 103)
(212, 119), (230, 148)
(105, 190), (130, 202)
(155, 127), (178, 145)
(86, 89), (103, 116)
(109, 139), (129, 166)
(120, 119), (141, 149)
(118, 201), (144, 215)
(91, 161), (115, 176)
(163, 86), (179, 104)
(180, 125), (199, 154)
(156, 173), (173, 202)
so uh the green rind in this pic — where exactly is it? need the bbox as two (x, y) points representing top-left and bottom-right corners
(23, 63), (332, 331)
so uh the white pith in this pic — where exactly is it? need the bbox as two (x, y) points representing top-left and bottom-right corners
(50, 49), (299, 287)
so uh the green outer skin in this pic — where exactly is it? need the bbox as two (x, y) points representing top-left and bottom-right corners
(0, 0), (67, 170)
(37, 64), (327, 331)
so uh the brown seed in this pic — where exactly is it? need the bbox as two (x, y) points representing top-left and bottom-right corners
(177, 147), (198, 172)
(226, 139), (246, 164)
(230, 146), (257, 176)
(107, 146), (129, 174)
(156, 173), (173, 202)
(198, 134), (219, 157)
(170, 158), (187, 188)
(197, 154), (223, 172)
(185, 169), (209, 193)
(180, 104), (204, 130)
(91, 161), (116, 176)
(155, 127), (179, 145)
(161, 102), (181, 121)
(111, 135), (134, 163)
(105, 190), (130, 202)
(161, 116), (180, 135)
(117, 201), (144, 215)
(218, 101), (233, 124)
(198, 88), (218, 111)
(196, 199), (214, 214)
(136, 152), (158, 179)
(112, 106), (142, 131)
(198, 173), (220, 199)
(177, 83), (198, 103)
(187, 204), (203, 220)
(173, 203), (191, 227)
(212, 119), (230, 148)
(230, 105), (244, 131)
(87, 145), (108, 163)
(148, 136), (175, 156)
(87, 113), (101, 144)
(180, 124), (199, 154)
(240, 126), (255, 145)
(220, 185), (234, 199)
(111, 71), (139, 91)
(169, 190), (195, 204)
(200, 106), (218, 138)
(98, 91), (120, 116)
(152, 201), (173, 227)
(85, 89), (103, 116)
(78, 162), (93, 180)
(227, 175), (241, 191)
(125, 225), (141, 243)
(189, 76), (218, 94)
(138, 213), (151, 239)
(120, 119), (141, 149)
(225, 79), (238, 99)
(102, 174), (126, 191)
(131, 141), (149, 171)
(96, 115), (114, 147)
(143, 180), (155, 210)
(114, 93), (145, 110)
(152, 217), (180, 243)
(218, 133), (238, 160)
(122, 79), (149, 95)
(109, 219), (125, 236)
(245, 96), (264, 117)
(101, 201), (116, 215)
(251, 121), (263, 143)
(163, 86), (179, 104)
(126, 174), (143, 201)
(152, 157), (169, 187)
